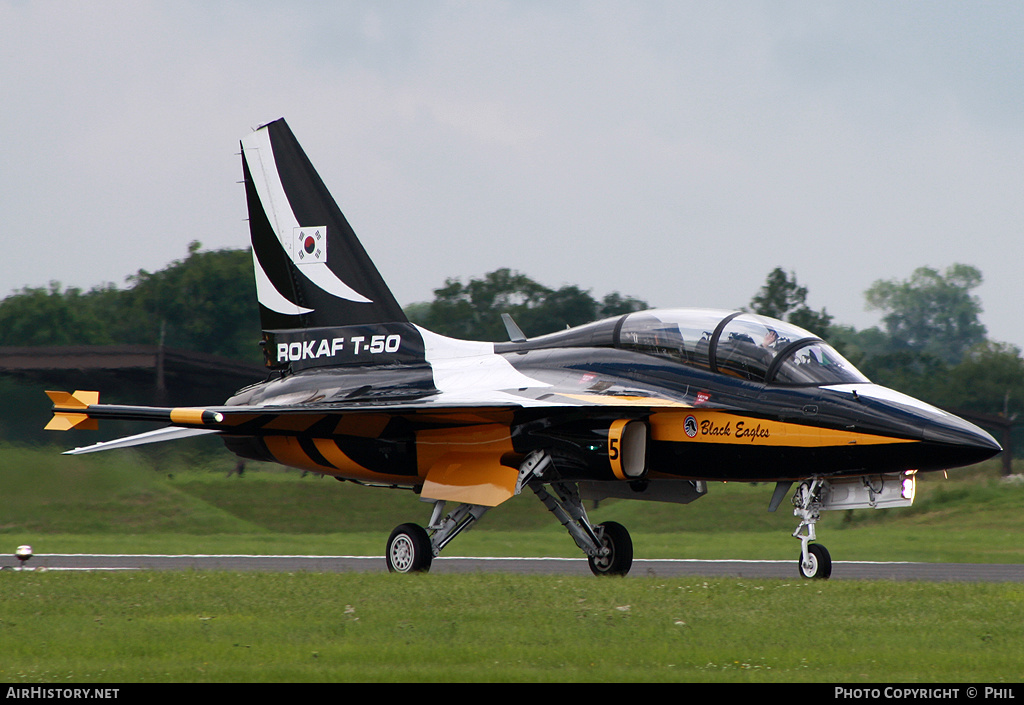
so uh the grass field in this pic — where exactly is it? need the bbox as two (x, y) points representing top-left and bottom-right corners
(3, 571), (1024, 683)
(2, 444), (1024, 682)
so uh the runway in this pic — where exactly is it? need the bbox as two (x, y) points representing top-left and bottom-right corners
(4, 553), (1024, 582)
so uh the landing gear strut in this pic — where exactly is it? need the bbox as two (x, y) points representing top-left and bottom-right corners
(531, 480), (633, 576)
(792, 479), (831, 580)
(787, 472), (917, 579)
(384, 451), (634, 576)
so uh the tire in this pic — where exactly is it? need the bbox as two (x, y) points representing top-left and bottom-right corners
(386, 523), (433, 573)
(798, 543), (832, 580)
(588, 521), (633, 576)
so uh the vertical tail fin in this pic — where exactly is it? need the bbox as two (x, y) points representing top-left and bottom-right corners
(241, 118), (407, 330)
(241, 119), (422, 371)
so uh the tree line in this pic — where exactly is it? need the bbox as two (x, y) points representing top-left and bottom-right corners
(0, 242), (261, 363)
(403, 268), (649, 341)
(0, 244), (649, 357)
(1, 244), (1019, 456)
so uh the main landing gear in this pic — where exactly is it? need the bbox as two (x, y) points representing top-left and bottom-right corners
(385, 523), (433, 573)
(385, 502), (489, 574)
(384, 451), (634, 576)
(530, 481), (633, 576)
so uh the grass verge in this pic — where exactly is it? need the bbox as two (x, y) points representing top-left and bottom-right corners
(2, 571), (1023, 683)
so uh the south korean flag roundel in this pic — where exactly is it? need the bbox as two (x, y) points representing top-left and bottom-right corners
(291, 227), (327, 266)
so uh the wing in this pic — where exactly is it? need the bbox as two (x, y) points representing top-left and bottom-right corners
(46, 387), (700, 507)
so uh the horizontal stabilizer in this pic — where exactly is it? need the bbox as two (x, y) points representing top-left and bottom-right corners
(63, 427), (220, 455)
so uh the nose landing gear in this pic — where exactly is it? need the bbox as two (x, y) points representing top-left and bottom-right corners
(792, 478), (831, 580)
(789, 472), (917, 579)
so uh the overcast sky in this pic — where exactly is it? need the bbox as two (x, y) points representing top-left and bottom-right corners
(3, 1), (1022, 347)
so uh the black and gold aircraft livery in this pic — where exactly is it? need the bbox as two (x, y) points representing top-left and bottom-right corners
(47, 118), (1001, 578)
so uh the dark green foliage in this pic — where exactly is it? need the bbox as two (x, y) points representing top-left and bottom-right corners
(945, 341), (1024, 416)
(858, 349), (950, 402)
(0, 242), (260, 362)
(406, 267), (648, 341)
(748, 267), (833, 337)
(0, 283), (122, 346)
(865, 264), (987, 365)
(122, 242), (260, 361)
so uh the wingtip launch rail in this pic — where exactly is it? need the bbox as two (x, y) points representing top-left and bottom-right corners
(47, 390), (224, 428)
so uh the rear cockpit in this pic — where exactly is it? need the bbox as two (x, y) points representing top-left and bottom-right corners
(501, 308), (868, 387)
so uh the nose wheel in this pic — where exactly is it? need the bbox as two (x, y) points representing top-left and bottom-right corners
(798, 542), (832, 580)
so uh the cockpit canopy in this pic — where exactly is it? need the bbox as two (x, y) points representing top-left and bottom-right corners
(617, 309), (868, 386)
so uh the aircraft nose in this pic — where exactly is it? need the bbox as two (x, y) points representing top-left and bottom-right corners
(824, 384), (1003, 470)
(922, 413), (1002, 466)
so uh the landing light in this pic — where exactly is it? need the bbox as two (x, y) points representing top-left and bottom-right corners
(902, 473), (917, 502)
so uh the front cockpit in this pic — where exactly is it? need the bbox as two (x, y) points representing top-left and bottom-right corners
(617, 309), (868, 386)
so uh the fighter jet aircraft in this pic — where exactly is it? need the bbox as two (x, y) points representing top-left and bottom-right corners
(47, 118), (1002, 578)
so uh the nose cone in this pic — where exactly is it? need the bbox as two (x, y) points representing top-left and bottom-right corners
(922, 413), (1003, 466)
(825, 383), (1003, 470)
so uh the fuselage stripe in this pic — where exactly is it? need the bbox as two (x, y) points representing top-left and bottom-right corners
(650, 410), (917, 447)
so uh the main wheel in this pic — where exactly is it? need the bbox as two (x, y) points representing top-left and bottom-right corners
(588, 521), (633, 576)
(386, 523), (433, 573)
(798, 543), (832, 580)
